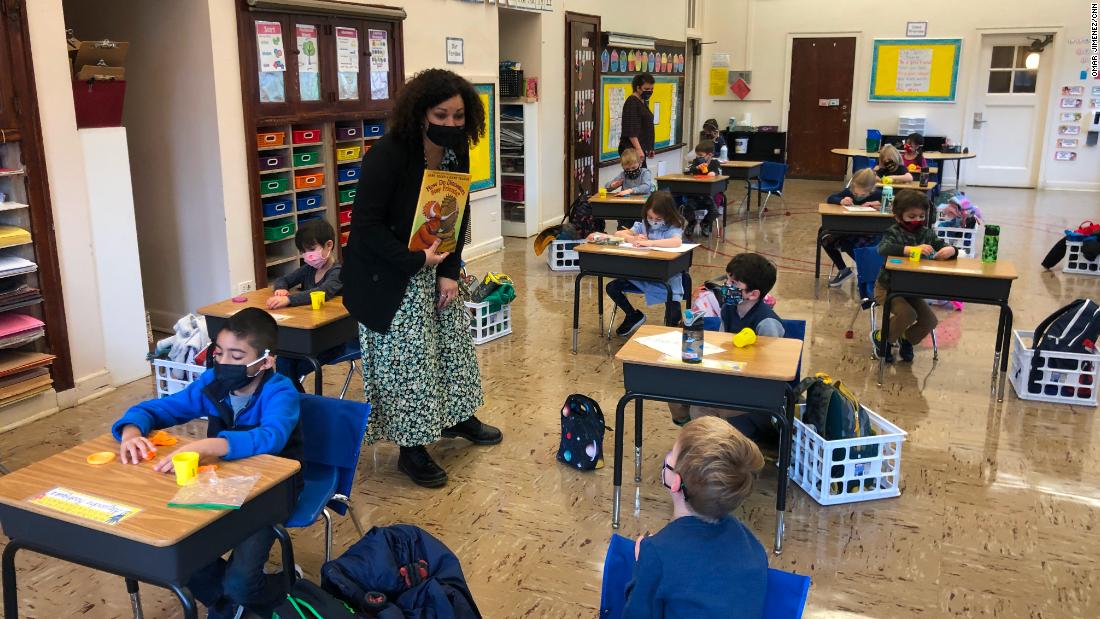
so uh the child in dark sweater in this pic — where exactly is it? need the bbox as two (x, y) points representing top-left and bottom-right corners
(822, 168), (883, 287)
(623, 416), (768, 618)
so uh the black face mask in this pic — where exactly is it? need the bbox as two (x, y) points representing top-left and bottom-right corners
(624, 168), (642, 180)
(212, 352), (268, 393)
(691, 156), (707, 168)
(721, 285), (745, 306)
(640, 90), (653, 102)
(426, 123), (467, 149)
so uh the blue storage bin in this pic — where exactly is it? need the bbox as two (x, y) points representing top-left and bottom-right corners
(296, 194), (322, 211)
(364, 122), (384, 137)
(262, 198), (293, 218)
(338, 166), (361, 182)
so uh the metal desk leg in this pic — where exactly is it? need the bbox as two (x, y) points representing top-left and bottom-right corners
(272, 524), (297, 591)
(955, 160), (962, 190)
(572, 273), (585, 353)
(743, 179), (753, 217)
(662, 283), (675, 326)
(773, 387), (796, 555)
(597, 276), (605, 334)
(992, 304), (1008, 395)
(757, 178), (763, 213)
(612, 394), (631, 529)
(878, 293), (894, 385)
(998, 306), (1013, 402)
(126, 578), (144, 619)
(814, 226), (825, 298)
(634, 398), (643, 483)
(3, 541), (20, 619)
(309, 358), (323, 397)
(168, 584), (199, 619)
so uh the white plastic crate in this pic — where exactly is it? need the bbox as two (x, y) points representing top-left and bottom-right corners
(789, 404), (907, 506)
(464, 300), (512, 345)
(1063, 240), (1100, 276)
(151, 358), (205, 398)
(1009, 330), (1099, 406)
(547, 239), (583, 271)
(934, 222), (984, 259)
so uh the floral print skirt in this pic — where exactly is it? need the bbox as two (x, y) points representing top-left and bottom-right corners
(359, 266), (484, 446)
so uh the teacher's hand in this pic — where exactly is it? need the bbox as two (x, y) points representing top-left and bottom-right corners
(423, 240), (450, 267)
(437, 277), (459, 310)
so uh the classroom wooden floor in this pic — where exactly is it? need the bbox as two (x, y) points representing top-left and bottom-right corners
(2, 179), (1099, 618)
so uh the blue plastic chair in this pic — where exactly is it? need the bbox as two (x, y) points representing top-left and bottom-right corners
(851, 156), (875, 174)
(764, 568), (811, 618)
(748, 162), (788, 219)
(702, 316), (805, 384)
(329, 347), (362, 400)
(286, 394), (371, 562)
(853, 245), (937, 360)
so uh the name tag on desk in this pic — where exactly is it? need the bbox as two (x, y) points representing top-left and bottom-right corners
(659, 355), (745, 372)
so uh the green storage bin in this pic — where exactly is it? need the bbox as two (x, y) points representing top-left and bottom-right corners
(293, 150), (320, 167)
(263, 220), (296, 242)
(260, 176), (290, 196)
(339, 188), (357, 204)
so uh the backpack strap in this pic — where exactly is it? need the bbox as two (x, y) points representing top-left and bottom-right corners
(1029, 299), (1085, 376)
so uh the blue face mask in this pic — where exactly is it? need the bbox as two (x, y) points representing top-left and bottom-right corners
(647, 218), (666, 230)
(721, 283), (745, 306)
(212, 350), (270, 392)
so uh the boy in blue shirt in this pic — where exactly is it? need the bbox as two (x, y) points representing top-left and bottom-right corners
(113, 307), (302, 619)
(623, 416), (768, 618)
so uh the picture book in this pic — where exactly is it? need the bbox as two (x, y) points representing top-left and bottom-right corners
(408, 170), (471, 254)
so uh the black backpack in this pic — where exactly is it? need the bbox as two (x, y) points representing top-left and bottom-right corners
(1028, 299), (1100, 383)
(273, 579), (367, 618)
(557, 394), (607, 471)
(565, 196), (600, 238)
(796, 373), (876, 494)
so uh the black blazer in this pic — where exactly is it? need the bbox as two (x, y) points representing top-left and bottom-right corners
(341, 133), (470, 334)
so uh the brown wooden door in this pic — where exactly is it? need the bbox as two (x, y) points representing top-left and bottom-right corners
(786, 37), (855, 179)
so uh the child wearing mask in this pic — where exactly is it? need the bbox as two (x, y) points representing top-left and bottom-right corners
(901, 133), (929, 172)
(874, 144), (913, 183)
(822, 168), (883, 286)
(702, 118), (727, 157)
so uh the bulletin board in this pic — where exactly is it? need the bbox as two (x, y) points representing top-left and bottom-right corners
(470, 83), (496, 192)
(599, 75), (683, 162)
(869, 39), (962, 102)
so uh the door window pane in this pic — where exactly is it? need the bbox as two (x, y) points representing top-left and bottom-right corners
(296, 24), (321, 101)
(335, 26), (360, 101)
(256, 20), (287, 103)
(1012, 70), (1037, 93)
(990, 46), (1015, 69)
(1014, 46), (1031, 68)
(987, 71), (1011, 93)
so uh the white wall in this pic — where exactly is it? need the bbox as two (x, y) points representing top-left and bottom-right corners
(698, 0), (1100, 190)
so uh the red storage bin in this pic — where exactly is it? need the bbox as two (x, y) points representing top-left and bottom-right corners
(340, 230), (350, 246)
(339, 209), (353, 225)
(502, 182), (524, 202)
(292, 129), (321, 144)
(73, 79), (126, 128)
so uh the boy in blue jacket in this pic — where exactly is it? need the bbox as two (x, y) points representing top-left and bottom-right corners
(113, 307), (302, 619)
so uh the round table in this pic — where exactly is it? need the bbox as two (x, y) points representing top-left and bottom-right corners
(830, 148), (976, 190)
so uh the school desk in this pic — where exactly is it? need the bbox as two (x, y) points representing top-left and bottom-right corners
(613, 325), (803, 553)
(656, 173), (734, 225)
(815, 203), (895, 296)
(878, 257), (1017, 400)
(719, 160), (765, 223)
(876, 179), (938, 200)
(572, 243), (693, 353)
(587, 193), (648, 223)
(831, 148), (973, 189)
(198, 288), (357, 395)
(0, 434), (300, 619)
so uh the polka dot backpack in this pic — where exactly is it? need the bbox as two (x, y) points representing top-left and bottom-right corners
(557, 394), (608, 471)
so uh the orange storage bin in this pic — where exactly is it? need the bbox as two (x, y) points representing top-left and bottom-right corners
(257, 131), (286, 148)
(340, 230), (350, 246)
(294, 172), (325, 189)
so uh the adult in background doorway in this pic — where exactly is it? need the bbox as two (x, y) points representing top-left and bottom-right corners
(618, 72), (655, 167)
(341, 69), (502, 488)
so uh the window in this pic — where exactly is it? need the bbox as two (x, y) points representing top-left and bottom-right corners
(987, 45), (1037, 94)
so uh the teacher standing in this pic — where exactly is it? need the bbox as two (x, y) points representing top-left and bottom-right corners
(617, 72), (656, 166)
(342, 69), (502, 488)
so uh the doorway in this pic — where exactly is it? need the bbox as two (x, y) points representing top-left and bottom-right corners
(786, 37), (856, 179)
(964, 33), (1052, 187)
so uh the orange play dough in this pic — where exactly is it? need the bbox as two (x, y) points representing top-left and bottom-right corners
(149, 430), (179, 446)
(86, 451), (116, 465)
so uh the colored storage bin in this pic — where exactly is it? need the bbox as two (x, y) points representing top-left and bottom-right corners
(296, 194), (322, 211)
(502, 182), (524, 202)
(263, 220), (296, 242)
(336, 146), (361, 162)
(364, 122), (384, 137)
(256, 131), (285, 148)
(294, 172), (324, 189)
(297, 212), (324, 224)
(339, 209), (353, 225)
(340, 230), (350, 246)
(262, 198), (292, 218)
(293, 150), (320, 167)
(258, 153), (287, 171)
(339, 188), (357, 204)
(260, 176), (290, 195)
(337, 165), (361, 182)
(292, 129), (321, 144)
(336, 126), (361, 140)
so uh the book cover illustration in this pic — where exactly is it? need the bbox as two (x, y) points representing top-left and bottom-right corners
(408, 169), (470, 254)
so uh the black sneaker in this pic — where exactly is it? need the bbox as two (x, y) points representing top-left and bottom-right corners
(828, 267), (854, 287)
(871, 330), (894, 363)
(615, 311), (646, 337)
(442, 415), (503, 445)
(398, 446), (448, 488)
(898, 337), (915, 362)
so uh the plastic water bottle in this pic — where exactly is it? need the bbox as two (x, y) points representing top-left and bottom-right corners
(681, 310), (704, 364)
(919, 165), (929, 188)
(880, 185), (893, 214)
(719, 144), (728, 161)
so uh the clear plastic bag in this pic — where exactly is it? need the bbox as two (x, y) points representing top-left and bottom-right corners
(167, 471), (259, 510)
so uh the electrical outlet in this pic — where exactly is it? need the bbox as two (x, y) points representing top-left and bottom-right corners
(237, 280), (255, 294)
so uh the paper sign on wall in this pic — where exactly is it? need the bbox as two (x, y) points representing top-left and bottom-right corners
(297, 25), (320, 101)
(256, 21), (285, 72)
(896, 48), (932, 92)
(368, 29), (389, 99)
(336, 27), (359, 73)
(709, 67), (727, 96)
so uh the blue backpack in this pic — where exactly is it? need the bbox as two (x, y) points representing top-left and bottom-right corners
(557, 394), (607, 471)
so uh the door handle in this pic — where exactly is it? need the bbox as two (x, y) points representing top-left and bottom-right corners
(973, 112), (989, 129)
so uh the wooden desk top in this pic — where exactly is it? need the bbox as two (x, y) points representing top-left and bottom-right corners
(818, 203), (894, 218)
(616, 325), (802, 381)
(718, 160), (765, 169)
(588, 193), (648, 205)
(197, 288), (349, 330)
(576, 242), (686, 262)
(0, 434), (300, 547)
(656, 173), (731, 183)
(885, 256), (1018, 280)
(877, 180), (938, 191)
(832, 147), (976, 161)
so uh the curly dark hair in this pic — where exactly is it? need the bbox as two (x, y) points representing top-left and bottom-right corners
(388, 69), (485, 147)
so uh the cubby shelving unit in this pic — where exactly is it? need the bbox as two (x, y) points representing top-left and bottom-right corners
(500, 100), (539, 237)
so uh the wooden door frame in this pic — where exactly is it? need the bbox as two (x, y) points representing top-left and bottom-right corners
(563, 11), (600, 218)
(780, 32), (863, 163)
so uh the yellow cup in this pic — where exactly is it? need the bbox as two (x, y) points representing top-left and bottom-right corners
(310, 290), (326, 310)
(908, 246), (922, 263)
(598, 187), (608, 196)
(172, 451), (200, 486)
(732, 327), (757, 348)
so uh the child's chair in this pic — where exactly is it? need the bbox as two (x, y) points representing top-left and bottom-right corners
(852, 246), (938, 360)
(328, 347), (362, 400)
(286, 394), (370, 562)
(605, 273), (693, 338)
(851, 156), (875, 174)
(748, 162), (788, 220)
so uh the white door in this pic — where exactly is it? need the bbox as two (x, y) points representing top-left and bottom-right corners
(965, 34), (1052, 187)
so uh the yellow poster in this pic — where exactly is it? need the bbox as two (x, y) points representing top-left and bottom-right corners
(469, 84), (496, 191)
(709, 67), (727, 97)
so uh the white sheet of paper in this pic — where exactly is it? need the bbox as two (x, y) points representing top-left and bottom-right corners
(635, 330), (725, 357)
(843, 205), (878, 212)
(617, 242), (699, 254)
